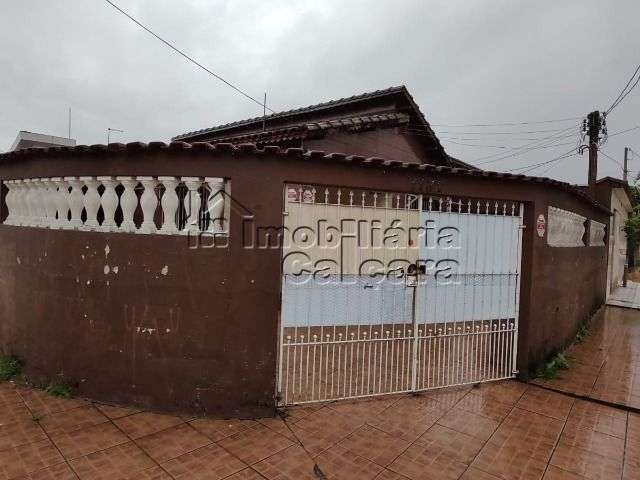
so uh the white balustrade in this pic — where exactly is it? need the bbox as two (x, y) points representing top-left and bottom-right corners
(1, 176), (227, 236)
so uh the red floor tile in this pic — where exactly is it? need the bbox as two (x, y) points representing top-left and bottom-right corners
(388, 440), (468, 480)
(113, 412), (183, 440)
(549, 443), (622, 480)
(38, 406), (108, 435)
(189, 417), (258, 442)
(69, 441), (156, 480)
(437, 408), (499, 442)
(162, 443), (247, 479)
(51, 422), (129, 460)
(0, 439), (64, 480)
(516, 388), (574, 421)
(315, 444), (385, 479)
(253, 444), (317, 480)
(0, 418), (47, 450)
(417, 424), (483, 465)
(218, 424), (295, 465)
(338, 425), (410, 467)
(136, 423), (211, 463)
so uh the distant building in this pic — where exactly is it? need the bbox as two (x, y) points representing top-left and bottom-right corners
(593, 177), (634, 295)
(10, 131), (76, 151)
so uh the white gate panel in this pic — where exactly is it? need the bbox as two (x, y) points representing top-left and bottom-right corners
(416, 204), (521, 324)
(277, 188), (524, 406)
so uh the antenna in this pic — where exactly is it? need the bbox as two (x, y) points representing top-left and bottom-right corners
(107, 127), (124, 144)
(68, 108), (72, 139)
(262, 92), (267, 131)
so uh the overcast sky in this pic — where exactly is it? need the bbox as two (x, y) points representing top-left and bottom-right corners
(1, 0), (638, 184)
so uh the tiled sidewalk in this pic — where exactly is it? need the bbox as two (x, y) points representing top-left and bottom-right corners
(1, 379), (639, 480)
(532, 306), (640, 410)
(607, 281), (640, 310)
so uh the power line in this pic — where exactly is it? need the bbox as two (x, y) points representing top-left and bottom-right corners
(607, 125), (640, 138)
(428, 116), (581, 128)
(103, 0), (274, 113)
(598, 148), (623, 168)
(606, 63), (640, 115)
(467, 126), (578, 163)
(475, 140), (577, 165)
(505, 147), (578, 174)
(425, 127), (576, 135)
(440, 139), (509, 149)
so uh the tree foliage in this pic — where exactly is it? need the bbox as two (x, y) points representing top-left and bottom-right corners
(625, 185), (640, 251)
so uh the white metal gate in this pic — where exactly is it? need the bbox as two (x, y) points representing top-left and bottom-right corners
(277, 185), (524, 405)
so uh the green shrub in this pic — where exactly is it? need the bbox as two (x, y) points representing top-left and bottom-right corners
(536, 353), (570, 379)
(46, 377), (73, 398)
(0, 356), (22, 381)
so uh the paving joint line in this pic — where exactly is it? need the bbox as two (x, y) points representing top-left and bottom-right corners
(539, 391), (576, 479)
(14, 387), (82, 480)
(182, 420), (269, 480)
(100, 408), (178, 479)
(458, 381), (529, 478)
(521, 380), (640, 415)
(380, 387), (479, 478)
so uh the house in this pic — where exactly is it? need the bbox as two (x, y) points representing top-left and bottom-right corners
(9, 131), (76, 152)
(173, 86), (475, 169)
(593, 177), (634, 296)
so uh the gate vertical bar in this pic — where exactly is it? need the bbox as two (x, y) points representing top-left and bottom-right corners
(511, 203), (525, 374)
(410, 194), (423, 391)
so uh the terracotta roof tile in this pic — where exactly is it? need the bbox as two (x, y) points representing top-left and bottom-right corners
(0, 141), (609, 214)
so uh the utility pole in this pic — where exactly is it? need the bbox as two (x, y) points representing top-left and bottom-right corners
(624, 147), (629, 182)
(586, 110), (602, 198)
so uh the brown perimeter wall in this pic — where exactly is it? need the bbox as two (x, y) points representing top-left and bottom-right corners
(0, 145), (609, 416)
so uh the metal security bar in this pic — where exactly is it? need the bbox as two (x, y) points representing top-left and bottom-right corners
(277, 185), (524, 405)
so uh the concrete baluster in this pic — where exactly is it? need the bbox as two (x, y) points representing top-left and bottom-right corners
(80, 177), (100, 230)
(182, 177), (201, 234)
(3, 181), (15, 225)
(65, 177), (84, 229)
(42, 179), (58, 228)
(117, 177), (138, 233)
(205, 177), (225, 233)
(52, 178), (70, 229)
(98, 176), (119, 232)
(138, 176), (159, 234)
(158, 177), (179, 234)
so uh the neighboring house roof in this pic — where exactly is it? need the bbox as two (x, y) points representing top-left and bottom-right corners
(172, 85), (476, 170)
(577, 176), (634, 211)
(9, 131), (76, 152)
(0, 141), (609, 214)
(202, 112), (411, 146)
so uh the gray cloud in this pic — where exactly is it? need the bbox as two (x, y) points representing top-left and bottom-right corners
(1, 0), (639, 184)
